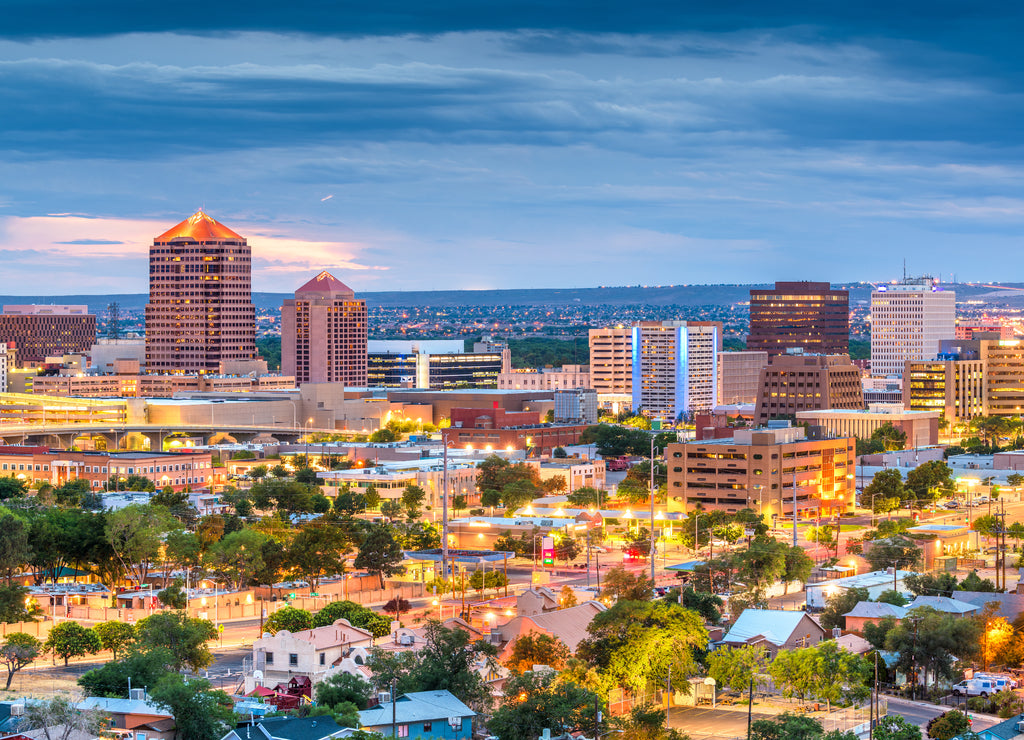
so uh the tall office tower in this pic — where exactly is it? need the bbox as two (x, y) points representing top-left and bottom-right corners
(754, 352), (864, 425)
(588, 326), (633, 412)
(747, 281), (850, 356)
(631, 321), (721, 422)
(870, 277), (956, 378)
(145, 211), (256, 373)
(282, 271), (368, 386)
(0, 305), (97, 365)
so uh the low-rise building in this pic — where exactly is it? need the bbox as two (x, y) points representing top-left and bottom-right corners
(357, 690), (475, 740)
(537, 459), (605, 492)
(720, 609), (826, 657)
(553, 388), (598, 425)
(250, 619), (374, 690)
(499, 365), (590, 391)
(805, 570), (914, 609)
(796, 404), (939, 448)
(317, 458), (479, 509)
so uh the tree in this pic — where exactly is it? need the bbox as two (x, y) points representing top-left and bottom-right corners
(401, 484), (427, 519)
(313, 600), (391, 636)
(707, 644), (769, 694)
(871, 423), (908, 452)
(783, 546), (814, 593)
(676, 587), (723, 624)
(506, 632), (571, 672)
(44, 621), (100, 666)
(158, 578), (189, 609)
(250, 464), (269, 480)
(0, 632), (41, 689)
(904, 572), (959, 598)
(0, 513), (32, 586)
(476, 454), (540, 494)
(489, 669), (601, 740)
(600, 565), (653, 601)
(560, 585), (578, 609)
(884, 607), (982, 691)
(369, 427), (398, 443)
(334, 488), (367, 517)
(554, 536), (582, 564)
(876, 589), (908, 606)
(579, 424), (652, 457)
(135, 611), (217, 671)
(960, 570), (997, 592)
(317, 671), (373, 709)
(769, 650), (818, 704)
(22, 697), (108, 740)
(905, 461), (954, 505)
(927, 710), (970, 740)
(864, 469), (905, 516)
(105, 503), (175, 585)
(264, 606), (313, 634)
(750, 712), (823, 740)
(78, 647), (174, 698)
(567, 487), (602, 507)
(354, 524), (405, 588)
(151, 673), (234, 740)
(553, 446), (568, 458)
(0, 478), (27, 500)
(578, 600), (708, 696)
(0, 584), (34, 624)
(204, 527), (269, 590)
(364, 484), (381, 509)
(614, 703), (691, 740)
(864, 536), (922, 572)
(288, 522), (350, 590)
(874, 716), (923, 740)
(810, 641), (870, 711)
(92, 621), (135, 660)
(468, 569), (507, 592)
(735, 540), (787, 599)
(819, 587), (869, 631)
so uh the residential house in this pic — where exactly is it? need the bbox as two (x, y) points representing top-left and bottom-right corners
(358, 691), (475, 740)
(834, 633), (873, 655)
(77, 697), (175, 740)
(907, 596), (981, 616)
(515, 588), (561, 616)
(221, 716), (352, 740)
(952, 591), (1024, 620)
(843, 602), (908, 634)
(248, 619), (374, 692)
(805, 570), (914, 609)
(953, 713), (1024, 740)
(497, 601), (607, 660)
(720, 610), (826, 658)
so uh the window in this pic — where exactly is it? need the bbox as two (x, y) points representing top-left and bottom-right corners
(320, 653), (325, 665)
(423, 723), (432, 733)
(265, 652), (274, 664)
(397, 726), (409, 738)
(289, 654), (298, 666)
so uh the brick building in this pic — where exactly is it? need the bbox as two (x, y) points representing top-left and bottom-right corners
(0, 305), (96, 365)
(754, 352), (863, 425)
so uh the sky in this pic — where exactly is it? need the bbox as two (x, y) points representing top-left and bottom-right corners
(2, 2), (1024, 294)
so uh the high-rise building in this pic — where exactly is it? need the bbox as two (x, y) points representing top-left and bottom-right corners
(631, 321), (720, 422)
(367, 340), (502, 389)
(0, 305), (96, 365)
(747, 282), (849, 356)
(145, 211), (257, 373)
(589, 326), (633, 412)
(666, 425), (856, 518)
(718, 351), (769, 405)
(282, 271), (368, 386)
(870, 278), (955, 378)
(754, 352), (863, 424)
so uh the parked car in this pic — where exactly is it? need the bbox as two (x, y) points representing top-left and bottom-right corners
(952, 678), (998, 697)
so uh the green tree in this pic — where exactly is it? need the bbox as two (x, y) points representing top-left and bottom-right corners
(864, 535), (922, 572)
(675, 587), (723, 624)
(884, 607), (982, 691)
(578, 599), (708, 696)
(750, 713), (823, 740)
(270, 464), (290, 478)
(567, 487), (603, 507)
(876, 589), (908, 606)
(204, 527), (269, 590)
(0, 632), (41, 689)
(707, 644), (769, 694)
(151, 673), (234, 740)
(369, 427), (398, 443)
(135, 611), (217, 671)
(600, 565), (653, 601)
(22, 697), (107, 740)
(53, 478), (91, 506)
(288, 522), (350, 590)
(401, 484), (427, 519)
(769, 650), (818, 704)
(904, 572), (958, 598)
(250, 464), (269, 481)
(364, 484), (381, 509)
(864, 469), (905, 516)
(579, 424), (652, 457)
(735, 540), (787, 600)
(158, 578), (189, 609)
(905, 461), (954, 506)
(554, 536), (582, 564)
(871, 423), (907, 452)
(92, 621), (135, 660)
(926, 710), (970, 740)
(960, 570), (997, 592)
(614, 703), (691, 740)
(78, 647), (174, 698)
(0, 513), (32, 586)
(874, 716), (923, 740)
(44, 621), (101, 666)
(810, 641), (870, 711)
(488, 669), (601, 740)
(819, 587), (869, 631)
(353, 524), (406, 588)
(312, 600), (390, 636)
(783, 546), (814, 593)
(0, 478), (27, 500)
(105, 503), (175, 585)
(334, 488), (367, 517)
(264, 606), (313, 634)
(506, 632), (571, 672)
(0, 585), (35, 624)
(316, 671), (373, 709)
(468, 569), (507, 592)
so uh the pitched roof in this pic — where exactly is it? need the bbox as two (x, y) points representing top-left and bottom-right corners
(76, 697), (171, 718)
(951, 592), (1024, 620)
(502, 601), (606, 653)
(261, 619), (373, 650)
(908, 596), (981, 614)
(973, 712), (1024, 740)
(834, 633), (873, 654)
(154, 210), (244, 242)
(358, 691), (476, 728)
(722, 610), (822, 647)
(295, 271), (355, 297)
(255, 716), (346, 740)
(843, 601), (908, 620)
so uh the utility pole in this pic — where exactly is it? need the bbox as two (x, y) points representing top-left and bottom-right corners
(650, 435), (657, 588)
(746, 675), (754, 740)
(792, 469), (798, 548)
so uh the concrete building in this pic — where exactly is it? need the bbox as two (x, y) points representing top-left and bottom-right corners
(718, 351), (768, 405)
(631, 321), (720, 423)
(554, 388), (598, 425)
(870, 278), (956, 378)
(0, 305), (96, 365)
(537, 458), (606, 491)
(747, 281), (849, 357)
(145, 211), (257, 373)
(251, 619), (374, 689)
(384, 389), (555, 427)
(282, 271), (368, 387)
(666, 424), (856, 518)
(956, 323), (1013, 340)
(318, 458), (479, 509)
(88, 337), (147, 374)
(499, 365), (590, 391)
(367, 340), (502, 389)
(473, 336), (512, 374)
(589, 326), (633, 412)
(0, 352), (5, 400)
(795, 405), (940, 448)
(443, 409), (589, 455)
(31, 372), (295, 398)
(754, 352), (863, 425)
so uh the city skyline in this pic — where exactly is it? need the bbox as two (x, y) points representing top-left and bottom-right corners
(3, 4), (1024, 292)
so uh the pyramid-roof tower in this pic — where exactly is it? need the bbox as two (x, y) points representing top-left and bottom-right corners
(154, 210), (244, 242)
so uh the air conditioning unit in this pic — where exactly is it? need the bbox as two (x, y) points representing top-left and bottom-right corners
(10, 705), (24, 717)
(129, 688), (146, 701)
(378, 692), (391, 704)
(1016, 721), (1024, 734)
(399, 634), (415, 646)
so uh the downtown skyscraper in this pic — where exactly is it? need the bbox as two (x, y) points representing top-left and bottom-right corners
(145, 211), (257, 373)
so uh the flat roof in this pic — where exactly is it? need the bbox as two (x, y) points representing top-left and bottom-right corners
(404, 549), (514, 563)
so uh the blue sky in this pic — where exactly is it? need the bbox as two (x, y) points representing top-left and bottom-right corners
(2, 2), (1023, 293)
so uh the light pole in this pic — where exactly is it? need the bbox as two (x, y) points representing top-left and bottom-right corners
(650, 435), (657, 587)
(304, 417), (313, 464)
(441, 431), (456, 582)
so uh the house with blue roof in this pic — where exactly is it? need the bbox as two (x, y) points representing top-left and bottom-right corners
(953, 713), (1024, 740)
(357, 690), (475, 740)
(720, 609), (825, 658)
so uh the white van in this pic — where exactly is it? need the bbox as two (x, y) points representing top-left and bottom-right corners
(973, 672), (1017, 689)
(951, 678), (997, 697)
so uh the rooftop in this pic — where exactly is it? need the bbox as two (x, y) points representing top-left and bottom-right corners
(358, 690), (476, 728)
(807, 570), (915, 590)
(295, 271), (355, 298)
(154, 210), (244, 243)
(722, 609), (817, 647)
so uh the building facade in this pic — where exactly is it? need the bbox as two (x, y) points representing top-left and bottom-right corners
(282, 271), (368, 386)
(631, 321), (720, 422)
(0, 305), (96, 365)
(588, 327), (633, 411)
(498, 365), (590, 391)
(31, 373), (295, 398)
(903, 358), (985, 423)
(367, 340), (502, 389)
(754, 352), (864, 425)
(553, 388), (598, 425)
(747, 281), (849, 356)
(666, 425), (856, 518)
(795, 405), (939, 448)
(145, 211), (257, 373)
(870, 278), (956, 378)
(718, 351), (769, 405)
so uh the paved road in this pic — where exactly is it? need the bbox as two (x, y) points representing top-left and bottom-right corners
(668, 705), (778, 739)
